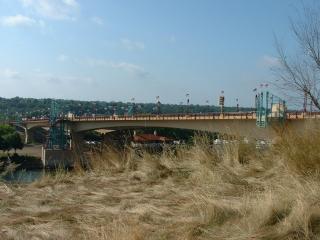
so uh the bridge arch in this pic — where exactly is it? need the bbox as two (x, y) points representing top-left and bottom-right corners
(67, 119), (276, 139)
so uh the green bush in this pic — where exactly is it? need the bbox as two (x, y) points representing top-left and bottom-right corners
(0, 125), (24, 154)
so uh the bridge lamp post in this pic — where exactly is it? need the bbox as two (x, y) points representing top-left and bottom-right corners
(236, 98), (239, 112)
(186, 93), (190, 114)
(253, 88), (258, 111)
(179, 101), (183, 113)
(260, 83), (264, 90)
(156, 96), (161, 115)
(137, 105), (142, 114)
(219, 91), (225, 114)
(107, 105), (113, 116)
(92, 102), (97, 117)
(113, 106), (117, 116)
(206, 100), (210, 113)
(259, 83), (269, 90)
(131, 97), (136, 115)
(77, 103), (81, 116)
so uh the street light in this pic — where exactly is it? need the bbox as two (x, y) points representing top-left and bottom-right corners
(186, 93), (190, 113)
(91, 102), (97, 117)
(219, 91), (225, 114)
(113, 106), (117, 116)
(179, 101), (183, 113)
(259, 83), (269, 90)
(205, 100), (210, 113)
(156, 96), (161, 115)
(186, 93), (190, 105)
(131, 97), (136, 115)
(236, 98), (239, 112)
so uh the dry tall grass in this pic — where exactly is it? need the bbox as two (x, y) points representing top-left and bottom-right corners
(1, 129), (320, 239)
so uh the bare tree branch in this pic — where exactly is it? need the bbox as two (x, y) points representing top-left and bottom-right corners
(274, 4), (320, 110)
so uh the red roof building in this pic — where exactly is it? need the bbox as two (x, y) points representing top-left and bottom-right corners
(132, 134), (173, 143)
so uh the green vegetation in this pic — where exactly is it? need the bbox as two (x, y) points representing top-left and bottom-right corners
(0, 125), (23, 154)
(0, 97), (253, 120)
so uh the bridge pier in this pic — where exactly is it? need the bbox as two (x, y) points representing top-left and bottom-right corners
(41, 132), (89, 169)
(23, 127), (29, 144)
(41, 147), (74, 169)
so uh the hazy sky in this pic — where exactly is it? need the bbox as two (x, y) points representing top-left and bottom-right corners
(0, 0), (309, 106)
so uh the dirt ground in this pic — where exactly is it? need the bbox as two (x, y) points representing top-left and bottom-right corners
(9, 145), (43, 158)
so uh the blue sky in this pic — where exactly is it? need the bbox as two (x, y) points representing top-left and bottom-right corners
(0, 0), (309, 107)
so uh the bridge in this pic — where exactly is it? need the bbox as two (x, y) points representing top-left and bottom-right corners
(6, 91), (320, 168)
(13, 111), (320, 144)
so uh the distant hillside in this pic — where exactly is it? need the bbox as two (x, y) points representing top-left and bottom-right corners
(0, 97), (253, 120)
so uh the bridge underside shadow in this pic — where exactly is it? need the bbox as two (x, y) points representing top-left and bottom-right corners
(68, 119), (279, 140)
(68, 118), (319, 140)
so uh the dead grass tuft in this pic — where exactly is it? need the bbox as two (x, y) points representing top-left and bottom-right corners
(275, 126), (320, 175)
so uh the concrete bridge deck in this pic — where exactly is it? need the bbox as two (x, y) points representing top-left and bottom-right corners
(9, 111), (320, 141)
(6, 112), (320, 141)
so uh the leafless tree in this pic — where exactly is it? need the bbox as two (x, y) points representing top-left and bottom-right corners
(274, 4), (320, 110)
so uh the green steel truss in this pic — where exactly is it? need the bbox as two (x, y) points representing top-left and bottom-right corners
(47, 100), (68, 149)
(256, 91), (286, 128)
(127, 104), (134, 116)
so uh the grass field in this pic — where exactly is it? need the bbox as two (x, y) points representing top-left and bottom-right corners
(1, 130), (320, 240)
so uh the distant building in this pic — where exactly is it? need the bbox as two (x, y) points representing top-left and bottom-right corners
(131, 131), (176, 148)
(133, 133), (174, 144)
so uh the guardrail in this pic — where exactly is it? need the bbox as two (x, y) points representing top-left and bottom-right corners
(286, 111), (320, 119)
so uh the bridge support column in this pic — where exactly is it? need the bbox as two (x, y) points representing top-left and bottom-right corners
(23, 127), (29, 144)
(41, 147), (74, 169)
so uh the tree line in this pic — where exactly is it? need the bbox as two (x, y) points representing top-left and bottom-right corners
(0, 97), (252, 120)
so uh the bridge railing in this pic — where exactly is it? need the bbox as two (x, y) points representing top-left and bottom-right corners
(67, 112), (257, 121)
(286, 111), (320, 119)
